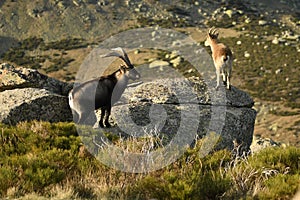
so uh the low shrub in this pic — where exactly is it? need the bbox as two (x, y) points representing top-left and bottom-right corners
(0, 121), (299, 199)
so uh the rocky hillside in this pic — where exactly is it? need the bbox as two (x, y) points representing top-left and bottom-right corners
(0, 0), (299, 43)
(0, 0), (299, 147)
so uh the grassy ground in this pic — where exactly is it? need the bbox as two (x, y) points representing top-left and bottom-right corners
(0, 121), (299, 199)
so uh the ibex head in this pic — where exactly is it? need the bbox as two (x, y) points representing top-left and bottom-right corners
(102, 47), (140, 80)
(204, 28), (219, 46)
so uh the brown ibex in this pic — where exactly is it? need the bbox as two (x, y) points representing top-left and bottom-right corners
(205, 28), (233, 90)
(68, 47), (140, 127)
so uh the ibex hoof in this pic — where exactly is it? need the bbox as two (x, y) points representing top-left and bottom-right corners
(105, 123), (111, 128)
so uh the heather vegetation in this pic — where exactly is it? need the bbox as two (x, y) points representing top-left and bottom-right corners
(0, 121), (299, 199)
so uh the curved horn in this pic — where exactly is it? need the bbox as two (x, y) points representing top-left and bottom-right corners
(208, 27), (214, 35)
(208, 27), (219, 39)
(112, 47), (132, 65)
(212, 28), (219, 36)
(101, 47), (133, 68)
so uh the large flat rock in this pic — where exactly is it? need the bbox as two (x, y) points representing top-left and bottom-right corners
(94, 78), (257, 153)
(0, 88), (72, 125)
(0, 63), (73, 125)
(0, 63), (72, 95)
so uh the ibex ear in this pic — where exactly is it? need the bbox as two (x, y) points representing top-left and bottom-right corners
(215, 32), (219, 38)
(119, 65), (127, 72)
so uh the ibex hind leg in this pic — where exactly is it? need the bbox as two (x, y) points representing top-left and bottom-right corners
(71, 109), (79, 123)
(222, 71), (227, 85)
(104, 107), (112, 128)
(78, 112), (92, 125)
(99, 107), (106, 128)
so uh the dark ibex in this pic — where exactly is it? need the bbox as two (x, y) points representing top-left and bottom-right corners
(68, 47), (140, 127)
(204, 28), (233, 90)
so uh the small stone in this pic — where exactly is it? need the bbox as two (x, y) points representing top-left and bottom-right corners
(57, 2), (66, 9)
(187, 69), (194, 73)
(98, 0), (108, 6)
(275, 69), (282, 74)
(169, 51), (179, 59)
(269, 124), (279, 132)
(245, 18), (251, 24)
(255, 101), (262, 106)
(224, 10), (233, 18)
(244, 52), (251, 58)
(170, 56), (182, 67)
(151, 31), (157, 37)
(73, 0), (80, 6)
(172, 40), (182, 46)
(258, 20), (268, 26)
(272, 37), (279, 44)
(237, 10), (244, 15)
(134, 49), (140, 54)
(236, 41), (242, 45)
(278, 38), (286, 43)
(149, 60), (169, 69)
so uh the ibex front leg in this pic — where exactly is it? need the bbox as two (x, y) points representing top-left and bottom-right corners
(226, 69), (231, 90)
(222, 69), (227, 84)
(216, 69), (221, 90)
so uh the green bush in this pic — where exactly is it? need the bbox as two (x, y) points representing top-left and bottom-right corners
(248, 147), (300, 174)
(258, 174), (300, 200)
(20, 37), (44, 51)
(0, 121), (299, 199)
(45, 57), (75, 73)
